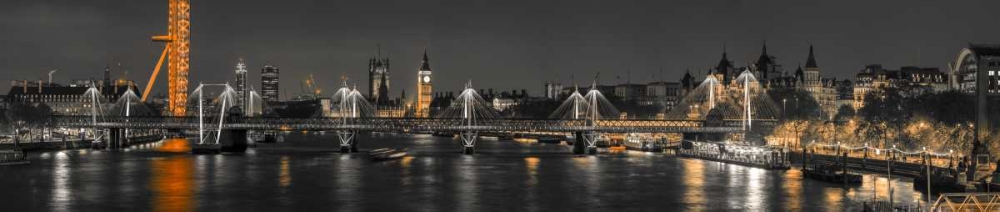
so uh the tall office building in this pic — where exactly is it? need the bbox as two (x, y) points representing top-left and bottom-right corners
(261, 65), (280, 102)
(416, 50), (433, 118)
(235, 59), (248, 111)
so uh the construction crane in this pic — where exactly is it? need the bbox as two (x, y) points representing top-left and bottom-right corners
(142, 0), (190, 117)
(296, 74), (323, 100)
(307, 74), (321, 96)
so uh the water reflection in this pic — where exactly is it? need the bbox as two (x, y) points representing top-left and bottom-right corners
(335, 154), (360, 211)
(279, 156), (292, 187)
(823, 187), (845, 209)
(783, 170), (803, 210)
(5, 134), (940, 211)
(524, 157), (540, 211)
(525, 157), (539, 187)
(745, 167), (765, 210)
(151, 156), (194, 212)
(50, 152), (71, 212)
(400, 156), (414, 186)
(681, 159), (706, 209)
(159, 138), (190, 153)
(456, 156), (478, 210)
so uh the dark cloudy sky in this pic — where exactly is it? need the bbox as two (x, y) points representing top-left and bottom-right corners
(3, 0), (999, 100)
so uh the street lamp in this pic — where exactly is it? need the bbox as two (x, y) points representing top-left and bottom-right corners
(782, 98), (787, 119)
(924, 146), (931, 209)
(889, 144), (896, 209)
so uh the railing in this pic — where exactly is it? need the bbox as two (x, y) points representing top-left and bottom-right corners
(52, 116), (755, 133)
(864, 200), (924, 212)
(931, 192), (1000, 211)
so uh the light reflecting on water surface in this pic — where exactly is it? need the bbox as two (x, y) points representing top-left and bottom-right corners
(50, 152), (71, 212)
(151, 156), (193, 212)
(0, 133), (933, 211)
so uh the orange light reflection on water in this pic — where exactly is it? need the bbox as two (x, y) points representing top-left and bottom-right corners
(783, 170), (803, 210)
(525, 157), (540, 186)
(279, 156), (292, 188)
(158, 138), (190, 153)
(681, 159), (706, 207)
(151, 156), (194, 212)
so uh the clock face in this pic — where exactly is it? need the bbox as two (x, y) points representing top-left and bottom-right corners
(422, 76), (431, 83)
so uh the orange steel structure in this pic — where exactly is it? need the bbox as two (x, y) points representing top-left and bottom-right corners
(144, 0), (190, 116)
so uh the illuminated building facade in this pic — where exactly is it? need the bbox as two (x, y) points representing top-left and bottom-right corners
(261, 65), (280, 102)
(416, 50), (433, 118)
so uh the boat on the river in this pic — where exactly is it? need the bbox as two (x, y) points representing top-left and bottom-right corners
(370, 148), (407, 162)
(90, 139), (106, 150)
(803, 163), (862, 184)
(624, 133), (665, 152)
(678, 140), (791, 170)
(0, 149), (29, 165)
(431, 131), (455, 137)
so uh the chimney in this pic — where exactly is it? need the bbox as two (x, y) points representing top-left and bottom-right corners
(23, 80), (27, 93)
(38, 80), (43, 93)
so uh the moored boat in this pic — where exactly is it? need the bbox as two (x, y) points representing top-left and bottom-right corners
(0, 149), (29, 166)
(624, 133), (665, 152)
(803, 163), (862, 184)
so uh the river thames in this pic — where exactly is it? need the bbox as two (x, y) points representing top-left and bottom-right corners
(1, 133), (928, 211)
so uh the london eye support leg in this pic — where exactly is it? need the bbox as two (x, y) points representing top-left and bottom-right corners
(461, 131), (478, 155)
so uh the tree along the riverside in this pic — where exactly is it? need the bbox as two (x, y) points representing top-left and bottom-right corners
(767, 88), (822, 147)
(857, 87), (911, 149)
(767, 88), (822, 121)
(4, 102), (54, 144)
(834, 105), (855, 122)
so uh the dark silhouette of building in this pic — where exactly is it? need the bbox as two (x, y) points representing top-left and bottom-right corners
(369, 50), (390, 103)
(261, 65), (279, 102)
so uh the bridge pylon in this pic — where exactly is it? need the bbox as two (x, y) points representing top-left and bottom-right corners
(460, 131), (478, 154)
(337, 130), (358, 153)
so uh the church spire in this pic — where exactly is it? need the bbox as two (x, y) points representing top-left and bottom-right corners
(762, 41), (768, 55)
(805, 45), (818, 68)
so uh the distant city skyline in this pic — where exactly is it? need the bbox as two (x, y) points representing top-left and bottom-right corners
(2, 0), (1000, 98)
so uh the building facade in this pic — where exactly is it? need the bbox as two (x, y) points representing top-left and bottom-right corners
(752, 43), (784, 83)
(951, 45), (1000, 95)
(852, 64), (949, 109)
(234, 58), (248, 112)
(261, 65), (280, 102)
(6, 80), (139, 116)
(544, 82), (564, 100)
(949, 44), (1000, 140)
(368, 52), (390, 103)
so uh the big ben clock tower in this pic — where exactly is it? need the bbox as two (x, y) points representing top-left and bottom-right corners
(416, 50), (433, 118)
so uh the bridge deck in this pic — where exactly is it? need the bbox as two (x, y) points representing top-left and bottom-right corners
(52, 116), (761, 133)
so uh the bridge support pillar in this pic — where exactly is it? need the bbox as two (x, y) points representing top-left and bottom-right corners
(584, 131), (598, 155)
(220, 129), (248, 153)
(573, 132), (585, 155)
(461, 131), (477, 155)
(109, 128), (126, 150)
(337, 130), (357, 153)
(351, 133), (361, 153)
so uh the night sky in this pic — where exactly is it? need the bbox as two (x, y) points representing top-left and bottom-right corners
(3, 0), (999, 99)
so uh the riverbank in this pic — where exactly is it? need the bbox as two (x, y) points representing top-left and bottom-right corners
(0, 135), (163, 152)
